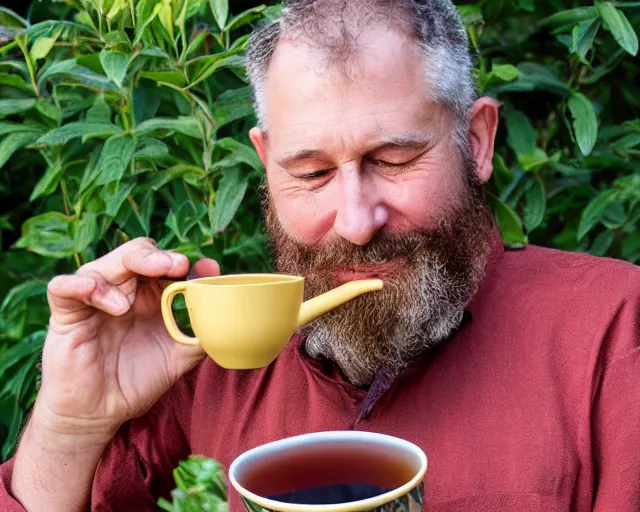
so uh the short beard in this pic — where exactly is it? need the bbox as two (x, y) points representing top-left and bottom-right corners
(263, 156), (495, 387)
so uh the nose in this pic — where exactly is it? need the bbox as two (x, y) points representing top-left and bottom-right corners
(332, 165), (388, 246)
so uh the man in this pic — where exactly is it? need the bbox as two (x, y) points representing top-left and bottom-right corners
(1, 0), (639, 510)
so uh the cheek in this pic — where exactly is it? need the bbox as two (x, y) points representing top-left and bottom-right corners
(382, 168), (465, 231)
(267, 172), (336, 244)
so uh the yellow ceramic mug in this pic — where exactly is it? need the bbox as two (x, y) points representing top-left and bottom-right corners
(160, 274), (383, 369)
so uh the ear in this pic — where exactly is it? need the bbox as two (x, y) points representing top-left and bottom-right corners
(249, 127), (269, 168)
(469, 97), (501, 184)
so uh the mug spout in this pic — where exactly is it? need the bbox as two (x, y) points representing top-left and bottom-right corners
(296, 279), (384, 330)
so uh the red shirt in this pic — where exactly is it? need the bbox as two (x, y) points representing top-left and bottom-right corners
(2, 241), (639, 511)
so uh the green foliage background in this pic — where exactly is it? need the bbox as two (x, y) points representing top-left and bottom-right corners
(0, 0), (638, 464)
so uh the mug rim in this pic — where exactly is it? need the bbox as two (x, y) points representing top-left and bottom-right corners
(228, 430), (427, 512)
(187, 273), (304, 288)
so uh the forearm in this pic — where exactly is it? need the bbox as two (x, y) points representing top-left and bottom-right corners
(11, 410), (112, 512)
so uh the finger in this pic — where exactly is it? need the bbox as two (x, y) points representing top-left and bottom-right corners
(190, 259), (221, 279)
(80, 238), (189, 285)
(122, 247), (189, 280)
(79, 238), (157, 285)
(48, 273), (130, 319)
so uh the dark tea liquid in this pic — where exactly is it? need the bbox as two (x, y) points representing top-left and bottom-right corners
(238, 441), (417, 505)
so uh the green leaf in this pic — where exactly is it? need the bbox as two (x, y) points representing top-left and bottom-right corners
(568, 93), (598, 156)
(156, 2), (175, 43)
(94, 134), (137, 186)
(212, 86), (254, 128)
(74, 53), (104, 75)
(0, 281), (47, 314)
(73, 213), (97, 253)
(86, 95), (112, 123)
(134, 0), (164, 45)
(602, 201), (627, 229)
(596, 1), (639, 56)
(0, 7), (28, 27)
(505, 109), (535, 156)
(15, 211), (75, 258)
(519, 148), (549, 172)
(457, 5), (484, 26)
(578, 189), (617, 239)
(492, 153), (514, 193)
(0, 98), (36, 118)
(211, 167), (249, 234)
(100, 180), (136, 217)
(573, 18), (602, 61)
(134, 117), (202, 139)
(224, 5), (266, 32)
(611, 133), (640, 152)
(186, 50), (245, 87)
(490, 194), (528, 248)
(51, 64), (117, 92)
(36, 58), (76, 87)
(209, 0), (229, 31)
(213, 138), (263, 172)
(99, 50), (130, 88)
(103, 29), (131, 47)
(138, 70), (187, 87)
(0, 122), (41, 137)
(514, 0), (535, 12)
(26, 19), (95, 41)
(523, 177), (546, 232)
(166, 200), (206, 241)
(541, 7), (598, 26)
(490, 64), (520, 83)
(621, 233), (640, 262)
(37, 122), (123, 146)
(30, 161), (63, 201)
(135, 137), (169, 159)
(589, 230), (615, 257)
(150, 164), (206, 190)
(106, 0), (128, 20)
(496, 63), (569, 96)
(35, 99), (61, 123)
(0, 132), (40, 170)
(133, 85), (162, 123)
(0, 72), (30, 91)
(30, 36), (57, 62)
(0, 214), (12, 230)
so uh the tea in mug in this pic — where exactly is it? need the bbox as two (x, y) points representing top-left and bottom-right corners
(240, 442), (416, 505)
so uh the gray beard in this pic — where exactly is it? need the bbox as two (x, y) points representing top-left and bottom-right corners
(303, 244), (490, 387)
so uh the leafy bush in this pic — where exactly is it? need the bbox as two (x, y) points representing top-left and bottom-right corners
(158, 455), (228, 512)
(0, 0), (638, 462)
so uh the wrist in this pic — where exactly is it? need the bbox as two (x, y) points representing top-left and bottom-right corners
(28, 402), (119, 453)
(12, 415), (110, 512)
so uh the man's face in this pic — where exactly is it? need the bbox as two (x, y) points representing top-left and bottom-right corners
(250, 27), (498, 385)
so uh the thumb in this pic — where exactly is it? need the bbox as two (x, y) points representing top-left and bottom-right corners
(188, 258), (221, 280)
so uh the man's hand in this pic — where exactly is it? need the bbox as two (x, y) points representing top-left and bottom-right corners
(11, 238), (220, 511)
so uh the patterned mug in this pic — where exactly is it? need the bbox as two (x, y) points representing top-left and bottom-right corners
(229, 431), (427, 512)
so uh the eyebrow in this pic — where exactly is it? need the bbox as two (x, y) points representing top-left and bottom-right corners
(275, 132), (433, 167)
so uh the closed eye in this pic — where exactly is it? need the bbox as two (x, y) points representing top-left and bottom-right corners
(367, 147), (430, 170)
(369, 159), (405, 168)
(299, 169), (334, 180)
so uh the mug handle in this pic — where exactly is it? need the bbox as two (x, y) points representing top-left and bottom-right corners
(161, 282), (200, 346)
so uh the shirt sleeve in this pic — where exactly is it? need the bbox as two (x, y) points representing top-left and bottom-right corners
(0, 459), (28, 511)
(0, 375), (194, 512)
(592, 272), (640, 511)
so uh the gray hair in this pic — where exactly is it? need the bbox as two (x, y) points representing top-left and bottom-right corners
(245, 0), (476, 149)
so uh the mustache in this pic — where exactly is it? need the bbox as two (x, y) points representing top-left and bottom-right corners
(271, 228), (451, 273)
